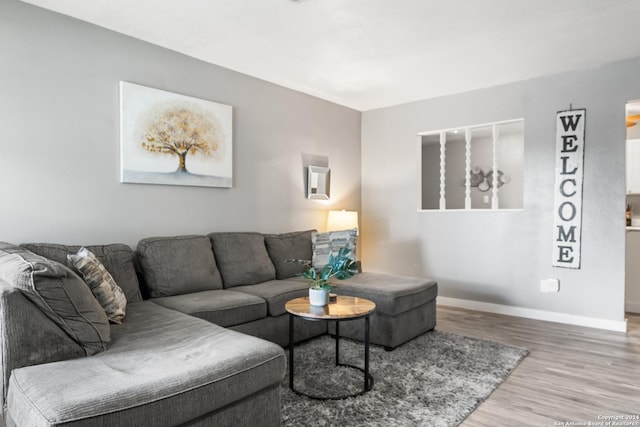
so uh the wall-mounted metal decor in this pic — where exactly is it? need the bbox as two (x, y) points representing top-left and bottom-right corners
(552, 108), (586, 269)
(307, 166), (330, 200)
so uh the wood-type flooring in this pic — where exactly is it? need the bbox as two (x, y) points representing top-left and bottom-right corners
(436, 305), (640, 427)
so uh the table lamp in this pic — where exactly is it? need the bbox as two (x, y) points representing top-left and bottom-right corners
(326, 210), (358, 233)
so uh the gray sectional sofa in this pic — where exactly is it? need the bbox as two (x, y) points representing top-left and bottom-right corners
(0, 230), (437, 426)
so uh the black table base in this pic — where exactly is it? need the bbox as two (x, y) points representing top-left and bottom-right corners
(288, 314), (374, 400)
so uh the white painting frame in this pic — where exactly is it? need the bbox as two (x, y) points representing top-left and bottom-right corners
(120, 82), (233, 188)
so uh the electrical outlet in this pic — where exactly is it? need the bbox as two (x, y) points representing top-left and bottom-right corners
(540, 278), (560, 293)
(483, 195), (489, 203)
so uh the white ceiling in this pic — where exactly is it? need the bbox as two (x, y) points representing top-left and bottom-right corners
(21, 0), (640, 111)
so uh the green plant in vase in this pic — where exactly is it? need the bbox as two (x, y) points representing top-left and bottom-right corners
(302, 247), (358, 306)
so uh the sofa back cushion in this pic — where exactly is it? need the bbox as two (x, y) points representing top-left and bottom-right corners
(0, 243), (110, 356)
(137, 235), (223, 298)
(21, 243), (142, 303)
(264, 230), (314, 279)
(0, 281), (86, 413)
(208, 232), (276, 288)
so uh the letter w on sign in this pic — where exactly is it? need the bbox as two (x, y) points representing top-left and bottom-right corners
(552, 109), (586, 269)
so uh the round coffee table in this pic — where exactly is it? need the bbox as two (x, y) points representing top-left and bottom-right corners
(285, 295), (376, 400)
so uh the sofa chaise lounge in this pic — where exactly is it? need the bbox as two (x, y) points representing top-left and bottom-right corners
(0, 230), (437, 426)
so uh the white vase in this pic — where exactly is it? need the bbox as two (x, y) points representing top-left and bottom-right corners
(309, 288), (329, 306)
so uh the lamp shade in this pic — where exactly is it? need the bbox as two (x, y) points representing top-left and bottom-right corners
(327, 210), (358, 233)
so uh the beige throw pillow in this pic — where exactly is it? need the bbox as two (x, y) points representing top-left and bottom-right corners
(312, 228), (357, 268)
(68, 247), (127, 324)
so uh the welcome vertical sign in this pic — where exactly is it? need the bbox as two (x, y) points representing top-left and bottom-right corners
(552, 108), (586, 269)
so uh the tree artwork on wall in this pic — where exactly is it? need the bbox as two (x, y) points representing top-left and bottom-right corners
(141, 108), (221, 173)
(120, 82), (233, 188)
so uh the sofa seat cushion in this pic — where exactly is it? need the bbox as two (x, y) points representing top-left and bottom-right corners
(7, 301), (285, 427)
(21, 242), (142, 303)
(334, 272), (438, 316)
(150, 290), (267, 327)
(233, 279), (308, 317)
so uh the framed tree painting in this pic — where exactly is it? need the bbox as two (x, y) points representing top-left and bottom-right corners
(120, 82), (232, 188)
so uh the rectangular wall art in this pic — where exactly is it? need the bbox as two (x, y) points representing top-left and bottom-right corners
(120, 82), (232, 188)
(552, 108), (586, 269)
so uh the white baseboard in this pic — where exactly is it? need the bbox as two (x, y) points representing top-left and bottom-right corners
(437, 296), (627, 333)
(625, 300), (640, 314)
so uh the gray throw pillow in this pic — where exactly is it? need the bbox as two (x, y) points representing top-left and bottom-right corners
(264, 230), (314, 279)
(68, 247), (127, 324)
(208, 232), (276, 288)
(0, 242), (110, 356)
(312, 228), (357, 268)
(137, 235), (223, 298)
(21, 242), (142, 303)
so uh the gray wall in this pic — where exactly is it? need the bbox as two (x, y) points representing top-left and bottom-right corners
(362, 59), (640, 323)
(0, 0), (361, 247)
(3, 0), (635, 324)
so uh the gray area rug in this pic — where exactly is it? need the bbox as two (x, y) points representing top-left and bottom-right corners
(281, 330), (528, 426)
